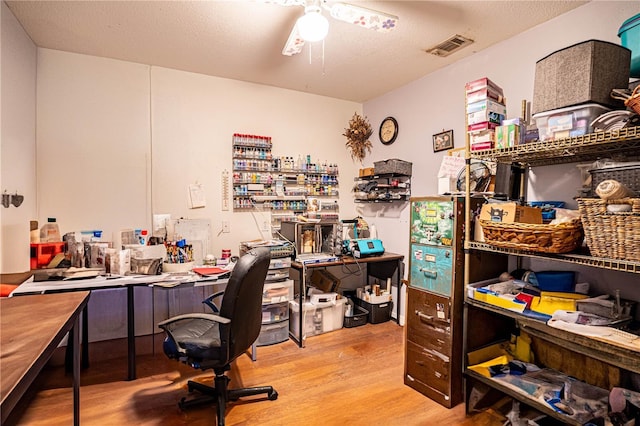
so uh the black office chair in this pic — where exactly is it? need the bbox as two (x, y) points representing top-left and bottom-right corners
(158, 248), (277, 425)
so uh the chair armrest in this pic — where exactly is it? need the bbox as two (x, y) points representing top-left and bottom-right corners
(158, 312), (231, 328)
(203, 291), (225, 313)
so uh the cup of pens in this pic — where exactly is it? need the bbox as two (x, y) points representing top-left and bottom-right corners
(163, 239), (195, 273)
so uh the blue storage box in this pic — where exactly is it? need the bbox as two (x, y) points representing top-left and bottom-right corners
(619, 13), (640, 78)
(529, 201), (565, 221)
(531, 271), (575, 292)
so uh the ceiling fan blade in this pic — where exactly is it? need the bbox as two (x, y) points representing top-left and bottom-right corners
(325, 2), (399, 32)
(282, 23), (305, 56)
(257, 0), (305, 6)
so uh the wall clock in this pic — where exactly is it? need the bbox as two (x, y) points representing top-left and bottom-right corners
(379, 116), (399, 145)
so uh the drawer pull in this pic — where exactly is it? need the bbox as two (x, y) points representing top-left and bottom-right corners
(423, 348), (450, 363)
(419, 268), (437, 279)
(415, 310), (433, 322)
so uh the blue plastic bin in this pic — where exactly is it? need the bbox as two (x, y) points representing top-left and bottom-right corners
(532, 271), (575, 292)
(619, 13), (640, 77)
(529, 201), (565, 221)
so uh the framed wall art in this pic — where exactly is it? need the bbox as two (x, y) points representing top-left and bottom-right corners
(433, 130), (454, 152)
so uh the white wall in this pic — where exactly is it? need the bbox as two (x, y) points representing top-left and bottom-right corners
(150, 66), (360, 252)
(34, 51), (361, 258)
(31, 49), (360, 341)
(363, 1), (640, 292)
(36, 49), (151, 241)
(0, 2), (37, 274)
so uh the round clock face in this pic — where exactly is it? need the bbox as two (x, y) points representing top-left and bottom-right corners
(379, 117), (398, 145)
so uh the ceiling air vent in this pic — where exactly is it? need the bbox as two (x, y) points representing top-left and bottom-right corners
(425, 34), (474, 57)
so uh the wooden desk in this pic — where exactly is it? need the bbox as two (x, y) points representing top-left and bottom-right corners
(1, 291), (89, 426)
(290, 252), (404, 347)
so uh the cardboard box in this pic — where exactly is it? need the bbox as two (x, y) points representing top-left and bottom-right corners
(310, 269), (341, 293)
(466, 87), (505, 104)
(467, 109), (505, 125)
(359, 167), (375, 177)
(533, 39), (630, 114)
(438, 176), (458, 194)
(469, 128), (495, 145)
(495, 124), (521, 149)
(470, 141), (494, 151)
(466, 99), (507, 115)
(468, 121), (498, 132)
(465, 77), (504, 95)
(480, 202), (542, 224)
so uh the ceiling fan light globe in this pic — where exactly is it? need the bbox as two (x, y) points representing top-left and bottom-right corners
(297, 11), (329, 42)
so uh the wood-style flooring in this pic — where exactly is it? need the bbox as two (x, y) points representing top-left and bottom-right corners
(6, 321), (506, 425)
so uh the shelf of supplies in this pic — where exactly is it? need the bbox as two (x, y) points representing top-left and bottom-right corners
(469, 126), (640, 166)
(232, 141), (272, 149)
(354, 172), (411, 181)
(252, 195), (306, 202)
(234, 168), (338, 175)
(468, 242), (640, 274)
(465, 298), (640, 373)
(354, 195), (410, 203)
(464, 370), (585, 425)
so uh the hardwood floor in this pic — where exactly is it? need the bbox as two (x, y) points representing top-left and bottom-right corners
(6, 321), (506, 425)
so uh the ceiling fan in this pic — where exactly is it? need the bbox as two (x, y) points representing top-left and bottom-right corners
(265, 0), (399, 56)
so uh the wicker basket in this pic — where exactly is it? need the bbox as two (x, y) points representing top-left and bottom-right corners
(479, 219), (583, 254)
(625, 86), (640, 115)
(577, 197), (640, 261)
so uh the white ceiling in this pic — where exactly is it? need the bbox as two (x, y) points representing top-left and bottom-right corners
(6, 0), (587, 103)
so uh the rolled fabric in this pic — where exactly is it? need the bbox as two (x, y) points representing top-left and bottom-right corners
(595, 179), (635, 200)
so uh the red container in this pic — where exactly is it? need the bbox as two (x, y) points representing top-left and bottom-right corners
(30, 242), (66, 269)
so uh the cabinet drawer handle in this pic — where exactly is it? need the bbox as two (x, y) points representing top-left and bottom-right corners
(419, 268), (437, 278)
(415, 310), (433, 322)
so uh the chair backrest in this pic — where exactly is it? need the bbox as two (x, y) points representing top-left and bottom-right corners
(218, 247), (271, 362)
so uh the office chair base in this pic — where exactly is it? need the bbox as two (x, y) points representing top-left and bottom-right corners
(179, 377), (277, 426)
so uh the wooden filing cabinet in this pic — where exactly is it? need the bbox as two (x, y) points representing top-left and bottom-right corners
(404, 196), (505, 408)
(405, 287), (457, 406)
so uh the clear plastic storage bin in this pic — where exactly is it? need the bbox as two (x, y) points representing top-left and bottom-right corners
(533, 103), (610, 142)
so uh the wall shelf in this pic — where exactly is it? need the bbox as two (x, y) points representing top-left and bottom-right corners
(469, 242), (640, 274)
(353, 172), (411, 204)
(232, 135), (339, 227)
(470, 126), (640, 166)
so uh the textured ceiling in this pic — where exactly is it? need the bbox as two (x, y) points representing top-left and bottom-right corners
(6, 0), (587, 102)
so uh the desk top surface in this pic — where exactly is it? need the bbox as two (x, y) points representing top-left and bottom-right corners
(1, 291), (90, 420)
(10, 272), (227, 295)
(291, 252), (404, 269)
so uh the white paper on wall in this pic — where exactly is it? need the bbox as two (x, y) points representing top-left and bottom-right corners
(188, 183), (206, 209)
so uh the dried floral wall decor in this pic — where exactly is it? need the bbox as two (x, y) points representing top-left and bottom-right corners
(343, 112), (373, 162)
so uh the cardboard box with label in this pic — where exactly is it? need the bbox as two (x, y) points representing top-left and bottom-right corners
(480, 202), (542, 224)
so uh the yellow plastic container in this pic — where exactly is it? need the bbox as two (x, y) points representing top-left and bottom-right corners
(530, 291), (588, 316)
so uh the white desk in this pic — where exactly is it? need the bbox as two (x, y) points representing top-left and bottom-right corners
(11, 273), (228, 380)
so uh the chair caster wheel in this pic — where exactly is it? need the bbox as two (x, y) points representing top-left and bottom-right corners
(268, 390), (278, 401)
(178, 397), (187, 410)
